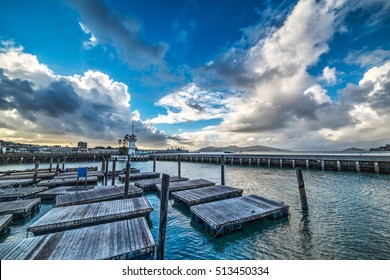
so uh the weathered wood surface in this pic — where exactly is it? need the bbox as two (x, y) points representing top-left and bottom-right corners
(55, 171), (105, 179)
(55, 185), (142, 207)
(28, 197), (153, 235)
(191, 195), (288, 237)
(0, 218), (155, 260)
(0, 214), (13, 236)
(156, 179), (215, 194)
(0, 198), (41, 220)
(134, 176), (189, 191)
(0, 179), (35, 189)
(37, 185), (98, 200)
(0, 172), (55, 180)
(0, 187), (48, 202)
(9, 170), (52, 176)
(37, 176), (98, 187)
(64, 167), (98, 172)
(0, 168), (50, 175)
(172, 185), (243, 206)
(119, 172), (160, 182)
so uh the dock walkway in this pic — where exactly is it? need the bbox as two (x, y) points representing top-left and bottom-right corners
(191, 195), (288, 237)
(156, 179), (215, 194)
(0, 218), (155, 259)
(172, 185), (243, 206)
(28, 197), (153, 235)
(55, 185), (142, 207)
(119, 172), (160, 182)
(0, 198), (41, 220)
(0, 187), (48, 202)
(134, 176), (189, 191)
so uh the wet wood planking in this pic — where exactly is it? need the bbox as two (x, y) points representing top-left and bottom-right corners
(134, 176), (189, 191)
(0, 187), (48, 202)
(0, 198), (41, 220)
(155, 179), (215, 194)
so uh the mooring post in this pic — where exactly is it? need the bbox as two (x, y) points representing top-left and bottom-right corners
(296, 168), (308, 211)
(56, 158), (60, 173)
(221, 155), (225, 185)
(111, 159), (117, 186)
(157, 174), (170, 260)
(178, 155), (181, 178)
(153, 156), (156, 172)
(33, 160), (40, 184)
(124, 161), (131, 198)
(104, 159), (109, 185)
(62, 156), (66, 171)
(101, 157), (105, 172)
(49, 157), (53, 172)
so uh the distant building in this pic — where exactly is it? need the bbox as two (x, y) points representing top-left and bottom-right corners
(78, 142), (88, 149)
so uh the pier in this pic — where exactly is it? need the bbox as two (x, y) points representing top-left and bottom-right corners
(0, 218), (155, 260)
(155, 179), (215, 194)
(55, 185), (142, 207)
(172, 185), (243, 206)
(28, 197), (152, 235)
(191, 195), (288, 237)
(134, 176), (189, 191)
(0, 187), (48, 202)
(0, 198), (41, 220)
(150, 153), (390, 174)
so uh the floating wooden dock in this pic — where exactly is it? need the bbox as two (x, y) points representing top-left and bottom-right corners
(55, 171), (105, 179)
(37, 176), (98, 188)
(0, 179), (34, 189)
(0, 198), (41, 220)
(55, 185), (142, 207)
(36, 187), (75, 200)
(28, 197), (153, 235)
(0, 172), (55, 180)
(191, 195), (289, 237)
(156, 179), (215, 194)
(0, 187), (48, 202)
(119, 172), (160, 182)
(134, 176), (189, 191)
(0, 214), (13, 237)
(172, 185), (243, 206)
(0, 218), (155, 260)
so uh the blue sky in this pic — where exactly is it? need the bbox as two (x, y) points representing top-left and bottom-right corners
(0, 0), (389, 150)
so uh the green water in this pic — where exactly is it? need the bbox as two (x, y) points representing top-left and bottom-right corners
(1, 160), (389, 259)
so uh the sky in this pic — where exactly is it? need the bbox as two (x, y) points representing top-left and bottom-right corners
(0, 0), (389, 151)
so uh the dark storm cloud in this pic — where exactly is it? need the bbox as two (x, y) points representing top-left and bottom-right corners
(67, 0), (167, 69)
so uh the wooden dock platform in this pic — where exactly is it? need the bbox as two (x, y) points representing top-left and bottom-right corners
(156, 179), (215, 194)
(0, 179), (34, 189)
(134, 176), (189, 191)
(55, 171), (105, 179)
(119, 172), (160, 182)
(0, 172), (55, 180)
(191, 195), (289, 237)
(0, 187), (48, 202)
(0, 198), (41, 220)
(0, 214), (13, 237)
(55, 185), (142, 207)
(172, 185), (243, 206)
(37, 176), (98, 188)
(37, 187), (74, 200)
(28, 197), (153, 235)
(0, 218), (155, 259)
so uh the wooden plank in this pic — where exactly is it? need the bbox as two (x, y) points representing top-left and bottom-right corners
(119, 172), (160, 182)
(134, 176), (189, 191)
(0, 214), (13, 237)
(156, 179), (215, 194)
(0, 218), (155, 260)
(0, 198), (41, 220)
(172, 185), (243, 206)
(0, 187), (48, 202)
(37, 176), (98, 188)
(28, 197), (153, 235)
(55, 186), (142, 207)
(190, 195), (289, 237)
(36, 186), (98, 200)
(0, 173), (55, 180)
(55, 171), (105, 179)
(0, 179), (35, 189)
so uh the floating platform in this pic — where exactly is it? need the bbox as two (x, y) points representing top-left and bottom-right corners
(36, 187), (75, 200)
(107, 168), (140, 176)
(156, 179), (215, 194)
(0, 214), (13, 237)
(28, 197), (153, 235)
(0, 172), (55, 180)
(0, 218), (155, 260)
(55, 171), (105, 179)
(0, 198), (41, 220)
(191, 195), (289, 237)
(37, 176), (98, 188)
(134, 176), (189, 191)
(0, 179), (35, 189)
(0, 187), (48, 202)
(119, 172), (160, 182)
(172, 185), (243, 206)
(55, 185), (142, 207)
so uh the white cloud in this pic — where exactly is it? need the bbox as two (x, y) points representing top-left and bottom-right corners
(79, 22), (98, 48)
(320, 66), (337, 85)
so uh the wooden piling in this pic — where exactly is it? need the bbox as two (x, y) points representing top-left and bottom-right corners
(33, 161), (40, 184)
(111, 159), (117, 186)
(296, 168), (308, 211)
(220, 155), (225, 185)
(56, 158), (60, 173)
(62, 157), (66, 172)
(153, 157), (156, 172)
(104, 159), (109, 185)
(178, 155), (181, 178)
(49, 157), (53, 172)
(157, 174), (170, 260)
(124, 161), (131, 198)
(101, 157), (105, 172)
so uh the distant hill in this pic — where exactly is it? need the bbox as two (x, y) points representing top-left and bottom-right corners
(342, 147), (366, 152)
(369, 144), (390, 151)
(196, 145), (288, 153)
